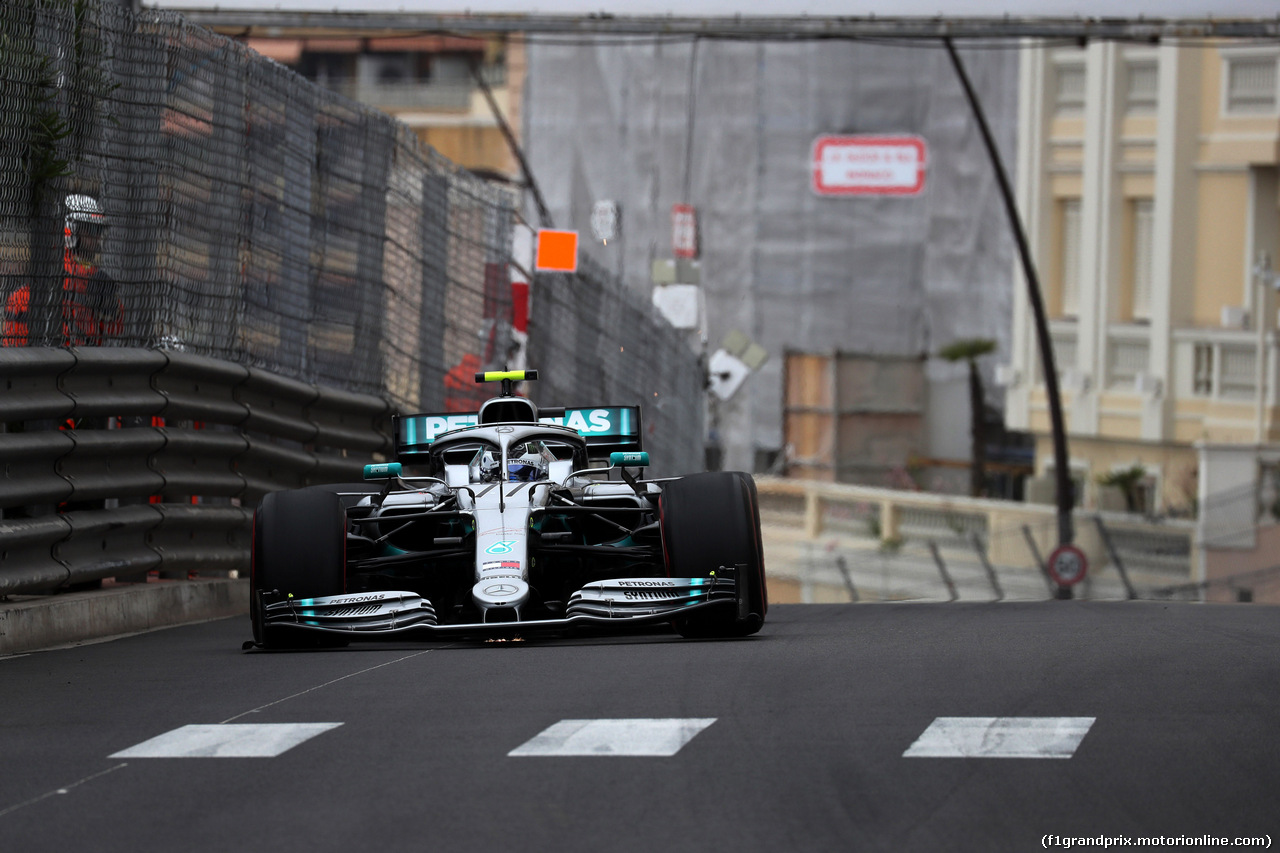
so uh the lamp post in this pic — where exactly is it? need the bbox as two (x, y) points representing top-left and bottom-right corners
(1255, 253), (1279, 444)
(944, 40), (1076, 571)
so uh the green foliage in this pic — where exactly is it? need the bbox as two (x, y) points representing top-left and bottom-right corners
(1097, 464), (1147, 490)
(0, 0), (116, 206)
(1098, 464), (1148, 513)
(878, 536), (903, 554)
(937, 338), (997, 363)
(0, 29), (72, 199)
(28, 54), (74, 189)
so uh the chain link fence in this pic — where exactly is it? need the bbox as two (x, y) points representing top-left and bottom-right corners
(0, 0), (512, 413)
(527, 255), (706, 476)
(1, 0), (704, 477)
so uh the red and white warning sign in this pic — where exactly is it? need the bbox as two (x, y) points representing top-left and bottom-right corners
(671, 203), (698, 259)
(811, 134), (928, 197)
(1047, 544), (1088, 587)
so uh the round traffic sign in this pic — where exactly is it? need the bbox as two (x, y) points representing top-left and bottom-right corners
(1047, 544), (1088, 587)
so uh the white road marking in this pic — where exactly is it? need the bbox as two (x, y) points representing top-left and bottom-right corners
(109, 723), (342, 758)
(509, 718), (717, 757)
(0, 763), (128, 819)
(221, 649), (435, 723)
(903, 716), (1096, 759)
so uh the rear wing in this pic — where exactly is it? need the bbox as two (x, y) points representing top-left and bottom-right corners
(396, 405), (643, 461)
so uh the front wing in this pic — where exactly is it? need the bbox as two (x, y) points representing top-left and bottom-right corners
(255, 574), (738, 640)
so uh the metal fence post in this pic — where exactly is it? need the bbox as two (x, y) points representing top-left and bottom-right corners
(835, 554), (860, 603)
(1021, 524), (1057, 596)
(1093, 516), (1139, 600)
(970, 531), (1004, 601)
(928, 540), (959, 602)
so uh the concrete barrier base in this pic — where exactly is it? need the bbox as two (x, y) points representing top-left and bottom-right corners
(0, 578), (249, 655)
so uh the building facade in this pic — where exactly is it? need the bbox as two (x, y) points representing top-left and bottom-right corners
(219, 28), (520, 180)
(1005, 40), (1280, 521)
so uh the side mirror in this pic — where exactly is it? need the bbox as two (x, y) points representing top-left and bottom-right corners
(364, 462), (402, 481)
(548, 459), (573, 485)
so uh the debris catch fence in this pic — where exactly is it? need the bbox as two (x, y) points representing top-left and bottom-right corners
(0, 0), (703, 595)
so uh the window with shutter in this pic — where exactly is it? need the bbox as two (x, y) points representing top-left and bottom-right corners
(1131, 199), (1154, 322)
(1060, 199), (1082, 318)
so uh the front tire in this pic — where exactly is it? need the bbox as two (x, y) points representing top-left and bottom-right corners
(660, 471), (767, 638)
(251, 489), (348, 649)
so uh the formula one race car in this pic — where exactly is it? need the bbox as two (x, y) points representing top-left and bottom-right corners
(249, 370), (767, 647)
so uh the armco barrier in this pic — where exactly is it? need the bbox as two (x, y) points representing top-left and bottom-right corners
(1, 348), (392, 596)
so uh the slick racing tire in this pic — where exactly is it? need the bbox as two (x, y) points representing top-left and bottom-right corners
(660, 471), (768, 638)
(251, 489), (348, 649)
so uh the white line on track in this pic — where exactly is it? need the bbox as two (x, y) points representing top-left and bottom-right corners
(220, 649), (436, 723)
(0, 763), (128, 820)
(1, 648), (439, 820)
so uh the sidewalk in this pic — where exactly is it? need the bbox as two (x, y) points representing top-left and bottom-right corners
(0, 577), (249, 656)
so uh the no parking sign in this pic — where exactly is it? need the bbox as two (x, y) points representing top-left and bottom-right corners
(1047, 544), (1088, 587)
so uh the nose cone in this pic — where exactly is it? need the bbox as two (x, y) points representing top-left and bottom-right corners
(472, 578), (531, 611)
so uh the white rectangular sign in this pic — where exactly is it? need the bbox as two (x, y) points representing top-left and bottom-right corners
(812, 134), (927, 196)
(671, 203), (698, 258)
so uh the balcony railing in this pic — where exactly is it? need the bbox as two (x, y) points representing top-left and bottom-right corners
(1172, 327), (1277, 404)
(1105, 325), (1150, 390)
(1028, 322), (1278, 404)
(308, 63), (508, 112)
(314, 78), (475, 110)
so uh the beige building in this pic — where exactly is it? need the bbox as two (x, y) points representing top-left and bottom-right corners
(1004, 40), (1280, 598)
(1006, 41), (1280, 510)
(217, 28), (522, 179)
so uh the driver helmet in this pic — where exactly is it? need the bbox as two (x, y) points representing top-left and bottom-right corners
(507, 462), (540, 482)
(507, 446), (544, 481)
(64, 194), (106, 254)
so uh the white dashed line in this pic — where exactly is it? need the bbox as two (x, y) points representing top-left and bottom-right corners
(109, 723), (343, 758)
(510, 718), (717, 757)
(903, 716), (1096, 758)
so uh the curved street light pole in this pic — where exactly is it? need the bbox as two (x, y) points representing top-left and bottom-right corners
(943, 39), (1075, 580)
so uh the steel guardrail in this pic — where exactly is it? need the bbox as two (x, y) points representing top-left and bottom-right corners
(1, 348), (392, 595)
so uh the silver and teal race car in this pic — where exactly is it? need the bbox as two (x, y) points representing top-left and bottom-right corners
(249, 370), (767, 647)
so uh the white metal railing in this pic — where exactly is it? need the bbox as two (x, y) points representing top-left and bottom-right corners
(1105, 325), (1150, 390)
(1036, 320), (1078, 383)
(313, 78), (476, 110)
(1173, 327), (1277, 404)
(754, 476), (1196, 580)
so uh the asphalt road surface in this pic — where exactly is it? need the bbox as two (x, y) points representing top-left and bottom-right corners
(2, 602), (1277, 852)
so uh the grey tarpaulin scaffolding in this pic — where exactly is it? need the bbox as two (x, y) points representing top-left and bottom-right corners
(522, 37), (1019, 474)
(526, 254), (705, 476)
